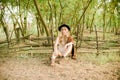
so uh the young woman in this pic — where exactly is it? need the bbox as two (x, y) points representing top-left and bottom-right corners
(50, 24), (76, 66)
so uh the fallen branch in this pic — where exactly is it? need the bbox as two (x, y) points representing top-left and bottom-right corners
(0, 34), (32, 44)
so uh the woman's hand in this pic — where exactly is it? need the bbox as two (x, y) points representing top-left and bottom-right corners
(65, 42), (73, 49)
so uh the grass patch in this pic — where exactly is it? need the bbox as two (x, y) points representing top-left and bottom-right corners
(103, 41), (119, 47)
(78, 52), (120, 65)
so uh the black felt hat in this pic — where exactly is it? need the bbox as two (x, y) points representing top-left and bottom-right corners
(58, 24), (70, 31)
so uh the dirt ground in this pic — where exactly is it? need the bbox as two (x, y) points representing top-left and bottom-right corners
(0, 57), (120, 80)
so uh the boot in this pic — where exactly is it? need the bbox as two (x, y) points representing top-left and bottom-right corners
(71, 55), (76, 60)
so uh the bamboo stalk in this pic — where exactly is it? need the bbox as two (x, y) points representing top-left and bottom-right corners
(94, 25), (99, 55)
(76, 24), (80, 52)
(33, 0), (50, 37)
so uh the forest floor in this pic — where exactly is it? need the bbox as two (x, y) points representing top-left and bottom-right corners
(0, 30), (120, 80)
(0, 56), (120, 80)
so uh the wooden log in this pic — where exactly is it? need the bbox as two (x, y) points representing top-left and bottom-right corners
(0, 34), (32, 44)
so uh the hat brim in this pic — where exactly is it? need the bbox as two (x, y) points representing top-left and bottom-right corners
(58, 24), (70, 31)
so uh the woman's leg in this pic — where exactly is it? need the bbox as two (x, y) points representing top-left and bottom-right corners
(51, 52), (57, 65)
(63, 44), (72, 57)
(51, 50), (62, 65)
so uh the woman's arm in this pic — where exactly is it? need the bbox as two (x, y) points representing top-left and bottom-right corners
(65, 36), (74, 49)
(65, 42), (73, 49)
(64, 43), (73, 57)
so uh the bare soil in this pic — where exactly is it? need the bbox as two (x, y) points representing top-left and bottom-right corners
(0, 57), (120, 80)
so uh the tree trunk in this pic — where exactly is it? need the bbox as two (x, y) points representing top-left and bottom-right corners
(103, 0), (106, 40)
(48, 0), (54, 50)
(94, 25), (99, 55)
(33, 0), (50, 37)
(58, 0), (63, 25)
(1, 5), (10, 48)
(36, 16), (40, 37)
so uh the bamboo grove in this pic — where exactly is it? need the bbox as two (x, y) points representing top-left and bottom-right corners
(0, 0), (120, 49)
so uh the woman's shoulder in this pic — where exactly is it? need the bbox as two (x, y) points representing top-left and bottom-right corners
(67, 36), (74, 43)
(57, 35), (62, 39)
(68, 36), (73, 38)
(55, 36), (61, 41)
(68, 36), (74, 40)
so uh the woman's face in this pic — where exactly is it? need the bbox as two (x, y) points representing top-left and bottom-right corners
(61, 27), (69, 36)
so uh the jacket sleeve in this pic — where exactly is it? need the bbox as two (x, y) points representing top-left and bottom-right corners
(67, 36), (74, 43)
